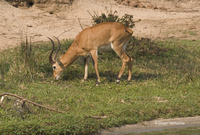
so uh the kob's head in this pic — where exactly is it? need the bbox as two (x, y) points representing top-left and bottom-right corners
(48, 37), (64, 80)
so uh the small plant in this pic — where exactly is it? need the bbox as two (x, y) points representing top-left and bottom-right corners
(88, 10), (138, 28)
(1, 35), (39, 84)
(21, 36), (37, 71)
(19, 36), (38, 81)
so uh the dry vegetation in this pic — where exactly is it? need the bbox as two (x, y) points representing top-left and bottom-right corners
(5, 0), (74, 7)
(116, 0), (162, 9)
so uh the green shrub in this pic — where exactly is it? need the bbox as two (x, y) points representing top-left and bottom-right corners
(89, 10), (138, 28)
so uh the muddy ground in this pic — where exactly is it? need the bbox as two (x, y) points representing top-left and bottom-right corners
(1, 0), (200, 133)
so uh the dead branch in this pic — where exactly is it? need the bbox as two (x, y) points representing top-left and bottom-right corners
(0, 93), (66, 113)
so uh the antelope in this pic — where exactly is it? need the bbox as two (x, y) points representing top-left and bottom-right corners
(48, 22), (133, 85)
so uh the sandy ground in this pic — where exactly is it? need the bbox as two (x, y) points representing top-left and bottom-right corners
(1, 0), (200, 133)
(1, 0), (200, 51)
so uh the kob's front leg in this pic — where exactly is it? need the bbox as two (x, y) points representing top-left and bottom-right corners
(90, 50), (100, 85)
(82, 56), (91, 82)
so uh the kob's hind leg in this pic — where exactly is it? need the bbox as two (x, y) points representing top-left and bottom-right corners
(116, 54), (132, 83)
(112, 44), (132, 83)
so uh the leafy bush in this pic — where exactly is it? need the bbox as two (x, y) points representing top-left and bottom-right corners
(89, 10), (138, 28)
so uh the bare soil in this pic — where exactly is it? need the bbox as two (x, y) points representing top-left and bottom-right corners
(1, 0), (200, 133)
(1, 0), (200, 51)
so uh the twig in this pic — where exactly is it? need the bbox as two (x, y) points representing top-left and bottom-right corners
(0, 93), (66, 113)
(176, 74), (187, 85)
(107, 97), (114, 104)
(87, 10), (95, 20)
(78, 18), (84, 30)
(178, 45), (200, 64)
(89, 116), (109, 119)
(180, 91), (185, 99)
(94, 11), (99, 17)
(57, 28), (74, 38)
(175, 73), (190, 89)
(178, 45), (191, 53)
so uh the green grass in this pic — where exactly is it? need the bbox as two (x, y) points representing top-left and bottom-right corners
(1, 38), (200, 134)
(182, 30), (198, 36)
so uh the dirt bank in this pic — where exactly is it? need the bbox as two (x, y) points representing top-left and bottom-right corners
(1, 0), (200, 51)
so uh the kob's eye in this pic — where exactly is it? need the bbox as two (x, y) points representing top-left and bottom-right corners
(53, 66), (56, 70)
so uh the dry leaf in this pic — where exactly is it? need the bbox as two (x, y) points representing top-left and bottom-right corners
(121, 99), (125, 103)
(90, 116), (109, 119)
(154, 96), (168, 103)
